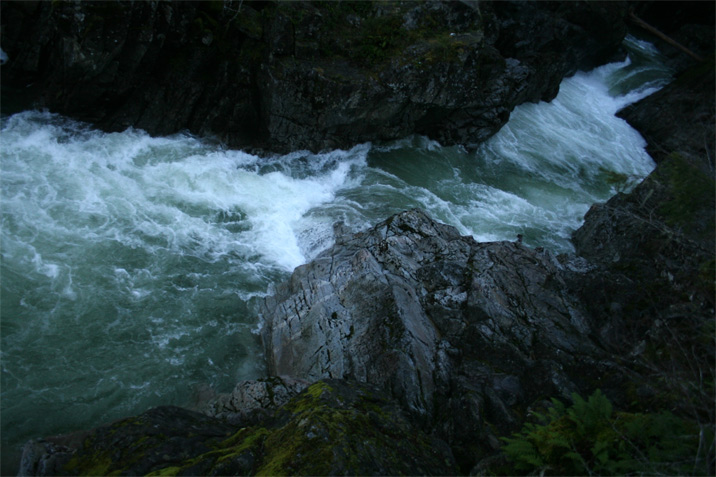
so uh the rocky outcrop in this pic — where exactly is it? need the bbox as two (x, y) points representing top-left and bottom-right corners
(572, 40), (714, 345)
(19, 208), (644, 475)
(20, 195), (712, 475)
(254, 36), (715, 469)
(20, 380), (457, 476)
(0, 1), (628, 153)
(201, 376), (309, 426)
(260, 208), (637, 471)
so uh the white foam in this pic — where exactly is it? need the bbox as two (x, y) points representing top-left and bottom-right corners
(1, 112), (370, 273)
(480, 51), (660, 198)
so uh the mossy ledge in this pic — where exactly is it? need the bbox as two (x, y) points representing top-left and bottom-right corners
(29, 380), (456, 476)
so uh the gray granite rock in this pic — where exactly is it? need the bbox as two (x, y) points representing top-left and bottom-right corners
(260, 208), (623, 469)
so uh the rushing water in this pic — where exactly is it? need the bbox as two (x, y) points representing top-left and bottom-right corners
(0, 36), (670, 472)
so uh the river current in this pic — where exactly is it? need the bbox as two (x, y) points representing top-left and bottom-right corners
(0, 36), (671, 472)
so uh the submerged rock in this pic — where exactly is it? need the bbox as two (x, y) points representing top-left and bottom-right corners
(0, 1), (628, 153)
(19, 380), (457, 476)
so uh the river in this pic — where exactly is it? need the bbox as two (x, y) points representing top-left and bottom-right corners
(0, 35), (670, 473)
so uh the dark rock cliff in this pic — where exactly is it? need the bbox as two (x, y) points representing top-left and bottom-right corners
(572, 1), (714, 370)
(570, 56), (715, 429)
(1, 0), (628, 153)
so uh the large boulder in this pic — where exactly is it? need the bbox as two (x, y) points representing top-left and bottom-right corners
(260, 208), (631, 470)
(0, 1), (628, 153)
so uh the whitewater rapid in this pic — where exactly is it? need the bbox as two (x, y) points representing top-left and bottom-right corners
(0, 35), (671, 471)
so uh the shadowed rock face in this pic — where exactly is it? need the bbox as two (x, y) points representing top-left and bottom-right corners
(570, 57), (715, 425)
(571, 11), (714, 346)
(0, 1), (628, 153)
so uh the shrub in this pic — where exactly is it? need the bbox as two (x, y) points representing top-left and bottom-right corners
(501, 389), (713, 475)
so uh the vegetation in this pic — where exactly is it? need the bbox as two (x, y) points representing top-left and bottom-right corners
(63, 381), (453, 476)
(501, 389), (713, 476)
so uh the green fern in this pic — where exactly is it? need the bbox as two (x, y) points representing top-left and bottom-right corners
(500, 390), (710, 475)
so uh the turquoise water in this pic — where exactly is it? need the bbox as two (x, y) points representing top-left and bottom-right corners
(0, 36), (670, 473)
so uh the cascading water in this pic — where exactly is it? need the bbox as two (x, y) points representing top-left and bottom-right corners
(0, 36), (671, 472)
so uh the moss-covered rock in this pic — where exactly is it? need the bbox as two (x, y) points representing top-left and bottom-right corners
(20, 380), (457, 476)
(253, 380), (456, 476)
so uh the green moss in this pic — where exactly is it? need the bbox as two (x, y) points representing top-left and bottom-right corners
(64, 453), (114, 476)
(145, 465), (181, 476)
(282, 1), (482, 70)
(306, 381), (332, 398)
(284, 381), (333, 414)
(217, 427), (271, 460)
(353, 14), (405, 65)
(257, 407), (355, 475)
(421, 34), (468, 65)
(254, 381), (388, 475)
(59, 381), (454, 476)
(130, 435), (150, 449)
(145, 426), (272, 475)
(62, 415), (178, 475)
(256, 430), (309, 476)
(599, 166), (638, 193)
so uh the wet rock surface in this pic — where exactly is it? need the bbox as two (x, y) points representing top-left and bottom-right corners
(202, 376), (309, 426)
(0, 1), (628, 153)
